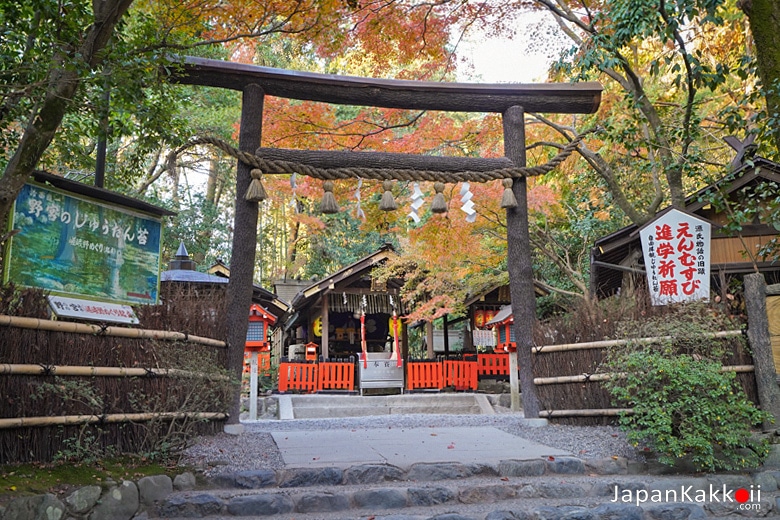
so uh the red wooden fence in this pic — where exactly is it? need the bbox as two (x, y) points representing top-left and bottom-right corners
(278, 363), (318, 393)
(406, 362), (443, 390)
(278, 356), (504, 393)
(443, 360), (478, 390)
(477, 353), (509, 377)
(318, 361), (355, 391)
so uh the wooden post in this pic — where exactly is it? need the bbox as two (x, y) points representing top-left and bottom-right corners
(744, 272), (780, 428)
(224, 84), (264, 432)
(249, 351), (258, 421)
(443, 314), (450, 357)
(502, 105), (541, 417)
(402, 320), (408, 361)
(322, 292), (329, 360)
(426, 321), (434, 359)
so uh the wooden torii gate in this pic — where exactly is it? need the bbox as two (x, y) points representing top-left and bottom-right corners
(172, 56), (602, 428)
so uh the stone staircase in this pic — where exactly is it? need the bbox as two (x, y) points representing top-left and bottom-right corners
(278, 393), (495, 419)
(151, 457), (780, 519)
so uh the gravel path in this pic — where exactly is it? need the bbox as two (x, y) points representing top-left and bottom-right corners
(179, 411), (639, 475)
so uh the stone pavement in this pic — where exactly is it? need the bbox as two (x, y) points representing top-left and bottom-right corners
(6, 406), (780, 519)
(271, 426), (571, 469)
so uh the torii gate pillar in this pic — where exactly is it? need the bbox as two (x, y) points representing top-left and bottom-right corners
(224, 83), (264, 433)
(503, 106), (539, 416)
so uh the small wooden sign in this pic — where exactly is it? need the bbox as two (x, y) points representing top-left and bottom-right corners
(48, 295), (139, 324)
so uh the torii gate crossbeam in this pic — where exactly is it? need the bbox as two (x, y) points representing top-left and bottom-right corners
(171, 56), (602, 427)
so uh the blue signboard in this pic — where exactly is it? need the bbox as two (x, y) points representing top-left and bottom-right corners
(4, 183), (162, 305)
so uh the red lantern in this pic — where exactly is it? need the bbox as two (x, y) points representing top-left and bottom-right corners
(474, 310), (485, 328)
(246, 303), (276, 352)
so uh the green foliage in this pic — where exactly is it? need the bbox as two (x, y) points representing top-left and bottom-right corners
(157, 191), (234, 267)
(602, 305), (769, 471)
(298, 211), (399, 280)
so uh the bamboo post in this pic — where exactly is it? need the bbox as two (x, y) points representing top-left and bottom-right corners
(0, 364), (231, 380)
(538, 408), (633, 418)
(0, 315), (225, 347)
(532, 365), (754, 386)
(0, 412), (227, 430)
(531, 330), (741, 354)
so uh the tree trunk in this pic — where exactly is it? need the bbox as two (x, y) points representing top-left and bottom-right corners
(741, 0), (780, 154)
(0, 0), (134, 233)
(743, 272), (780, 429)
(206, 157), (218, 204)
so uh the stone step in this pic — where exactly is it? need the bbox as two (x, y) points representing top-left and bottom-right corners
(152, 458), (780, 519)
(280, 393), (494, 419)
(290, 404), (483, 418)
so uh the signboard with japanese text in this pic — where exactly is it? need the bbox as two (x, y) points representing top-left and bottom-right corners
(4, 182), (162, 305)
(639, 208), (711, 306)
(48, 295), (139, 324)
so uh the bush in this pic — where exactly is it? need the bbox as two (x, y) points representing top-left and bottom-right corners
(602, 303), (769, 472)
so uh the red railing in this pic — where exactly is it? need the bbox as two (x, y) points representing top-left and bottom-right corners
(278, 362), (318, 393)
(278, 357), (505, 393)
(477, 353), (509, 376)
(318, 361), (355, 391)
(443, 360), (478, 390)
(406, 361), (443, 390)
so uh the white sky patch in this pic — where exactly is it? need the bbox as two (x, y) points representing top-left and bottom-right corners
(456, 11), (569, 84)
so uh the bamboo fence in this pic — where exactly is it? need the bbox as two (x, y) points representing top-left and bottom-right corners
(0, 284), (231, 463)
(530, 329), (758, 425)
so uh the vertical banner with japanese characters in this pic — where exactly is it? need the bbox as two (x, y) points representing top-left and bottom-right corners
(4, 183), (162, 305)
(639, 208), (711, 306)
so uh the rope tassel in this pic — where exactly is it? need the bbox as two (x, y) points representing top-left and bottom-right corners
(245, 169), (267, 202)
(320, 180), (340, 214)
(379, 179), (397, 211)
(431, 182), (448, 214)
(500, 178), (518, 209)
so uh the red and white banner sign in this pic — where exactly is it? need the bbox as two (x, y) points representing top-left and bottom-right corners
(48, 295), (139, 324)
(639, 209), (710, 306)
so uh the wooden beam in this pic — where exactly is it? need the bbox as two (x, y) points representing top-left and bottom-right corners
(335, 288), (400, 295)
(172, 56), (602, 115)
